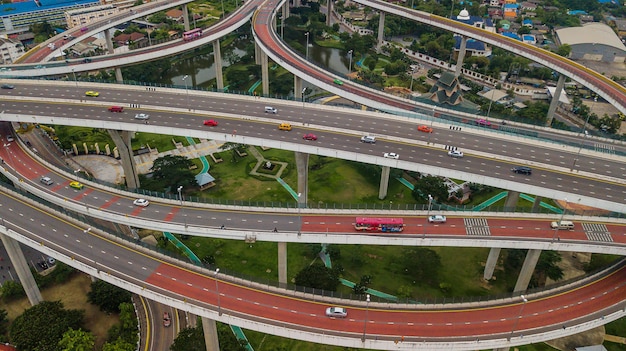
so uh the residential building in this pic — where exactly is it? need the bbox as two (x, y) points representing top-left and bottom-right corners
(65, 4), (119, 29)
(0, 36), (25, 64)
(0, 0), (99, 34)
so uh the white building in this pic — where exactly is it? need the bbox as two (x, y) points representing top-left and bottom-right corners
(0, 36), (25, 64)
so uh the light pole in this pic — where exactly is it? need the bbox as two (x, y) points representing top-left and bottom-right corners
(177, 186), (187, 227)
(301, 87), (306, 109)
(71, 68), (77, 87)
(297, 192), (302, 235)
(220, 0), (225, 18)
(74, 168), (81, 182)
(428, 107), (435, 144)
(509, 295), (528, 341)
(409, 66), (416, 93)
(182, 75), (190, 111)
(427, 194), (433, 217)
(552, 198), (567, 242)
(572, 97), (596, 170)
(305, 32), (310, 60)
(215, 268), (221, 315)
(347, 50), (353, 74)
(362, 293), (370, 342)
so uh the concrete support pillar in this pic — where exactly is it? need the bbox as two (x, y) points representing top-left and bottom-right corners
(104, 30), (115, 55)
(493, 348), (510, 351)
(212, 40), (224, 91)
(531, 196), (542, 213)
(282, 1), (289, 18)
(545, 74), (566, 126)
(294, 76), (303, 100)
(514, 249), (541, 292)
(0, 232), (42, 305)
(201, 317), (220, 351)
(377, 12), (385, 51)
(107, 130), (139, 189)
(294, 152), (309, 204)
(455, 36), (467, 77)
(114, 68), (123, 84)
(378, 165), (390, 200)
(278, 242), (287, 286)
(504, 191), (520, 211)
(483, 248), (501, 280)
(182, 5), (190, 31)
(326, 0), (332, 26)
(255, 42), (262, 65)
(259, 46), (269, 96)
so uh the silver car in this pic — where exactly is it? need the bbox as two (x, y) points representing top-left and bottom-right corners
(325, 307), (348, 318)
(428, 215), (447, 223)
(447, 150), (463, 158)
(134, 113), (150, 120)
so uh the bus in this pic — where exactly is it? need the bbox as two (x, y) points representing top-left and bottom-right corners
(183, 28), (203, 41)
(354, 217), (404, 232)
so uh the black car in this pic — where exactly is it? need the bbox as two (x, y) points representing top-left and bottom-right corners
(1, 84), (14, 89)
(82, 58), (92, 63)
(512, 166), (532, 175)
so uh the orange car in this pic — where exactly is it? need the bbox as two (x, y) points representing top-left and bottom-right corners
(418, 125), (433, 133)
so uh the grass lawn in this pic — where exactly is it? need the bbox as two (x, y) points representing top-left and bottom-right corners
(1, 272), (119, 350)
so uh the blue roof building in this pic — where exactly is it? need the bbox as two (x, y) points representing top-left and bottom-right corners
(0, 0), (99, 33)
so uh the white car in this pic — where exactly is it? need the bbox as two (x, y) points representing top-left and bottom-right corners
(325, 307), (348, 318)
(6, 135), (14, 142)
(133, 198), (150, 207)
(383, 152), (399, 159)
(134, 113), (150, 120)
(447, 150), (464, 158)
(428, 215), (447, 223)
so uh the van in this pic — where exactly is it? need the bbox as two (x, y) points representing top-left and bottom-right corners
(550, 221), (574, 230)
(278, 123), (292, 131)
(265, 106), (277, 114)
(360, 135), (376, 144)
(40, 176), (53, 185)
(108, 106), (124, 112)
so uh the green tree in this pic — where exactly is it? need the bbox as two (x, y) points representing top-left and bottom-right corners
(58, 328), (95, 351)
(87, 280), (132, 313)
(394, 248), (442, 286)
(555, 44), (572, 57)
(170, 326), (206, 351)
(0, 309), (8, 341)
(411, 175), (448, 203)
(0, 280), (25, 301)
(9, 301), (85, 351)
(150, 155), (197, 188)
(504, 249), (563, 289)
(102, 337), (135, 351)
(294, 263), (340, 291)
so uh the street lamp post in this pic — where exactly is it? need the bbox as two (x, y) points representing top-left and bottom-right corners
(182, 75), (190, 111)
(297, 192), (302, 235)
(572, 97), (596, 170)
(427, 194), (433, 217)
(301, 87), (306, 109)
(215, 268), (221, 315)
(409, 66), (416, 93)
(347, 50), (353, 74)
(177, 186), (187, 227)
(509, 295), (528, 341)
(220, 0), (225, 18)
(552, 198), (567, 242)
(362, 294), (370, 342)
(71, 69), (77, 87)
(428, 107), (435, 144)
(305, 32), (310, 61)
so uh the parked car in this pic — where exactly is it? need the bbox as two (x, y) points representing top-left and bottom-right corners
(417, 125), (433, 133)
(325, 307), (347, 318)
(447, 150), (464, 158)
(428, 215), (447, 223)
(302, 133), (317, 141)
(383, 152), (399, 159)
(203, 119), (218, 126)
(133, 198), (150, 207)
(512, 166), (532, 175)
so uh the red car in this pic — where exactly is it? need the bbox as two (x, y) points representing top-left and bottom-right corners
(303, 133), (317, 141)
(417, 125), (433, 133)
(203, 119), (218, 127)
(476, 119), (491, 126)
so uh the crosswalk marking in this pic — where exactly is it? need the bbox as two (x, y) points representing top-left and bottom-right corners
(582, 223), (613, 242)
(464, 218), (491, 236)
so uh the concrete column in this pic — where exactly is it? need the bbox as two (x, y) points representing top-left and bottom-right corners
(531, 196), (542, 213)
(483, 248), (501, 280)
(107, 130), (139, 189)
(378, 165), (390, 199)
(260, 48), (269, 96)
(255, 42), (262, 65)
(513, 249), (541, 292)
(201, 317), (220, 351)
(545, 74), (566, 126)
(0, 232), (42, 305)
(294, 76), (303, 100)
(278, 242), (287, 286)
(212, 40), (224, 91)
(182, 5), (190, 32)
(493, 348), (510, 351)
(294, 152), (309, 204)
(455, 36), (467, 77)
(104, 30), (115, 54)
(326, 0), (332, 26)
(282, 1), (289, 18)
(114, 68), (123, 84)
(504, 191), (519, 211)
(377, 12), (385, 50)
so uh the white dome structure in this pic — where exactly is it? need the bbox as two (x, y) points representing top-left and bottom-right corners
(457, 8), (470, 20)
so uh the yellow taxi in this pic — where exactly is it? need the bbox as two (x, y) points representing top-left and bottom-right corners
(85, 91), (99, 97)
(278, 123), (292, 131)
(69, 181), (84, 190)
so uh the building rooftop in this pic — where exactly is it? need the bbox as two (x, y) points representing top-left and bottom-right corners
(556, 22), (626, 50)
(0, 0), (98, 17)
